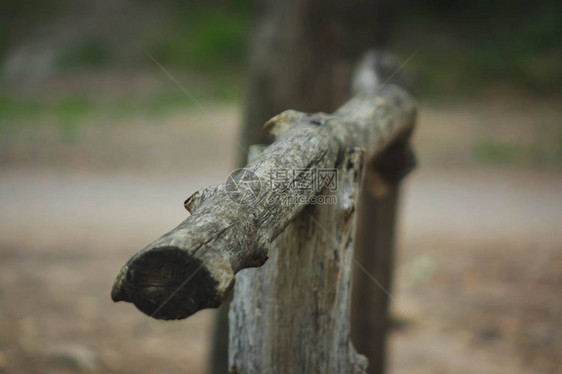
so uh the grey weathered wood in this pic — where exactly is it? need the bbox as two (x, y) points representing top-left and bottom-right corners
(110, 85), (416, 320)
(229, 146), (367, 374)
(350, 51), (417, 374)
(215, 0), (398, 368)
(351, 171), (399, 374)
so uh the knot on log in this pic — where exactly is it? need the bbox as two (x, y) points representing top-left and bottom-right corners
(264, 109), (330, 138)
(184, 185), (221, 213)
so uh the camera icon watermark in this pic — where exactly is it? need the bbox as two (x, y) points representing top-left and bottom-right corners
(225, 168), (339, 206)
(225, 168), (262, 205)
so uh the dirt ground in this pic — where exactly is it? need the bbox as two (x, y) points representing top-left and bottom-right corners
(1, 88), (561, 373)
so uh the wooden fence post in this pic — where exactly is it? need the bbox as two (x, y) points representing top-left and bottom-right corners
(110, 85), (417, 372)
(350, 51), (416, 374)
(228, 146), (367, 373)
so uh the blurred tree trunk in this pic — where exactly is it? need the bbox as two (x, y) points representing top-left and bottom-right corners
(209, 0), (396, 373)
(238, 0), (396, 163)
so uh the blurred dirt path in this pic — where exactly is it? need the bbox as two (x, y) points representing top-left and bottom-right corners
(1, 99), (562, 373)
(392, 167), (562, 374)
(1, 165), (561, 373)
(0, 168), (231, 373)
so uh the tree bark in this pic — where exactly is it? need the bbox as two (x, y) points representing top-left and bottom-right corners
(229, 146), (367, 374)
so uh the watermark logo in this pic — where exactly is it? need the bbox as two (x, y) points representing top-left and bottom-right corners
(268, 169), (338, 192)
(225, 168), (339, 206)
(225, 168), (262, 204)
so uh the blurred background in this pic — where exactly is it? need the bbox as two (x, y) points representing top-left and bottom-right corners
(0, 0), (561, 373)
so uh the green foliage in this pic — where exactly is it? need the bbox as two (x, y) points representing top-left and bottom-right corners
(472, 141), (529, 164)
(2, 0), (560, 98)
(55, 37), (111, 69)
(0, 0), (57, 19)
(0, 0), (58, 57)
(0, 79), (242, 134)
(398, 0), (562, 96)
(472, 137), (562, 166)
(53, 97), (93, 142)
(53, 97), (92, 124)
(0, 94), (45, 120)
(471, 2), (562, 91)
(150, 6), (251, 70)
(0, 24), (7, 59)
(145, 90), (192, 117)
(0, 95), (93, 143)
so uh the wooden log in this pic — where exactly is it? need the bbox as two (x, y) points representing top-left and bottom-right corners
(110, 85), (416, 320)
(229, 146), (367, 374)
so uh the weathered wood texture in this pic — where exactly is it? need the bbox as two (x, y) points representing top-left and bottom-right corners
(218, 0), (398, 369)
(349, 51), (417, 374)
(229, 146), (367, 374)
(110, 85), (416, 321)
(351, 172), (399, 374)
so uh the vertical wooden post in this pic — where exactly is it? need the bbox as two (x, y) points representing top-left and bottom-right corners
(350, 51), (416, 374)
(350, 171), (399, 374)
(213, 0), (399, 369)
(229, 146), (368, 374)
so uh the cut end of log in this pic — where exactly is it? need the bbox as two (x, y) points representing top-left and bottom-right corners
(111, 246), (221, 320)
